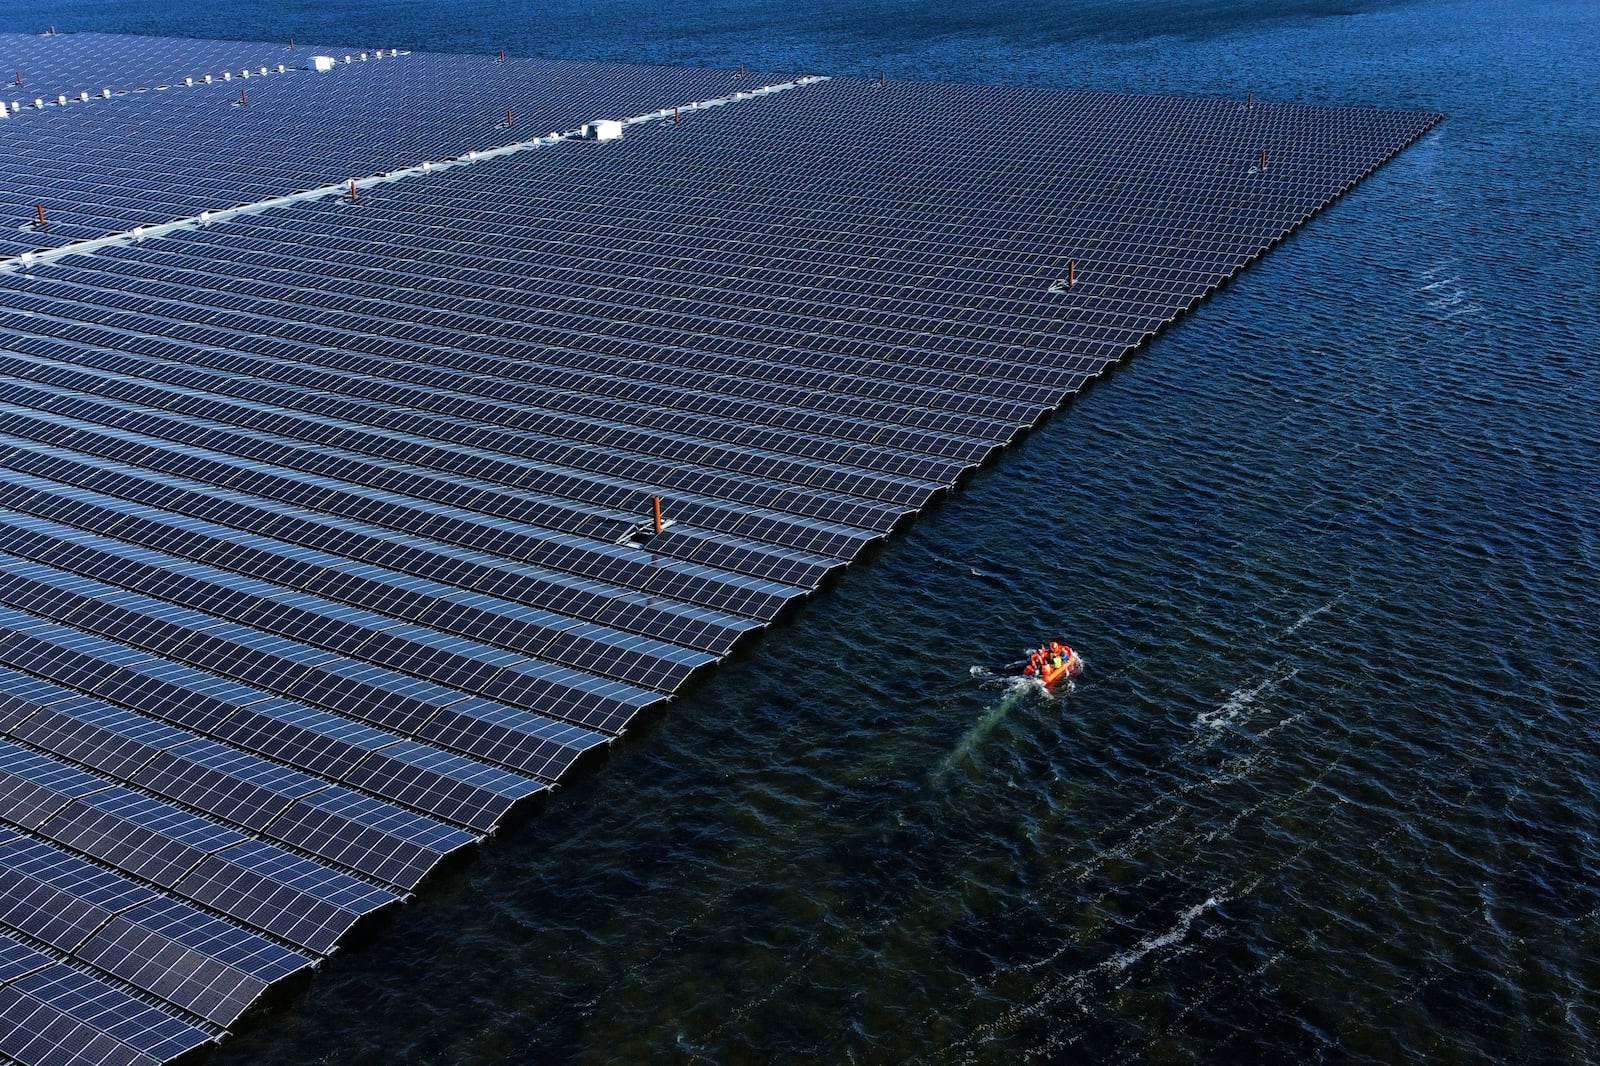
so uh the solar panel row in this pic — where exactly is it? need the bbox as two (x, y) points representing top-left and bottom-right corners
(0, 30), (1439, 1066)
(1, 30), (325, 103)
(1, 33), (804, 260)
(0, 834), (307, 1026)
(0, 335), (898, 553)
(0, 454), (760, 653)
(0, 669), (476, 887)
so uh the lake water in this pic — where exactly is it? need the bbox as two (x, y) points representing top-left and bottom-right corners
(3, 0), (1596, 1061)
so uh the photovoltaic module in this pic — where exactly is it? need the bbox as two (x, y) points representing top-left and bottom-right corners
(0, 30), (1439, 1065)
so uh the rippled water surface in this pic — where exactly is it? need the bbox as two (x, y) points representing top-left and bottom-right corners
(5, 0), (1597, 1061)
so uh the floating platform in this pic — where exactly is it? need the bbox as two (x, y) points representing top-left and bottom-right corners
(0, 30), (1440, 1066)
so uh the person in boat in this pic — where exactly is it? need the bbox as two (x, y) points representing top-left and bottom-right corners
(1025, 643), (1079, 680)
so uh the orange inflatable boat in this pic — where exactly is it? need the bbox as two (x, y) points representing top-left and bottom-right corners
(1023, 641), (1082, 685)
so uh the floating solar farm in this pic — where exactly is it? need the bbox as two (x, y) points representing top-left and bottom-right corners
(0, 30), (1440, 1065)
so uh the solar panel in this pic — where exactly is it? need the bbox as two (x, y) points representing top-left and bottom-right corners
(1, 692), (187, 783)
(116, 894), (306, 980)
(38, 787), (240, 888)
(0, 837), (156, 913)
(7, 964), (211, 1061)
(265, 787), (473, 889)
(0, 983), (165, 1066)
(0, 28), (1439, 1064)
(0, 929), (53, 983)
(0, 739), (109, 828)
(0, 836), (311, 1025)
(74, 911), (281, 1026)
(341, 738), (549, 830)
(0, 861), (112, 950)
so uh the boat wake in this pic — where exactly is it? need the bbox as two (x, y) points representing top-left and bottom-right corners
(937, 672), (1062, 780)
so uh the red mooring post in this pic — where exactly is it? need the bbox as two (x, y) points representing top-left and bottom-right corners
(506, 108), (514, 127)
(348, 180), (358, 203)
(34, 204), (46, 227)
(653, 496), (663, 536)
(1068, 259), (1076, 288)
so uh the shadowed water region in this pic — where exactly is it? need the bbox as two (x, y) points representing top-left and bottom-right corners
(3, 0), (1598, 1061)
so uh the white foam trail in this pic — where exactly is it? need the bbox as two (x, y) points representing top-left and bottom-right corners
(960, 893), (1228, 1054)
(1412, 268), (1482, 318)
(1196, 667), (1297, 731)
(1418, 258), (1458, 281)
(1285, 593), (1344, 635)
(1106, 895), (1223, 973)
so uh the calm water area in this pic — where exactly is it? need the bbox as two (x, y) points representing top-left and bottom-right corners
(3, 1), (1597, 1061)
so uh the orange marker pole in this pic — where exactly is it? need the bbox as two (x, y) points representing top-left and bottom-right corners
(348, 180), (358, 203)
(653, 496), (663, 536)
(506, 108), (514, 127)
(34, 203), (46, 227)
(1068, 259), (1076, 288)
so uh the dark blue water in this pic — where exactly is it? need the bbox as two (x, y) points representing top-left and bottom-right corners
(5, 1), (1597, 1061)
